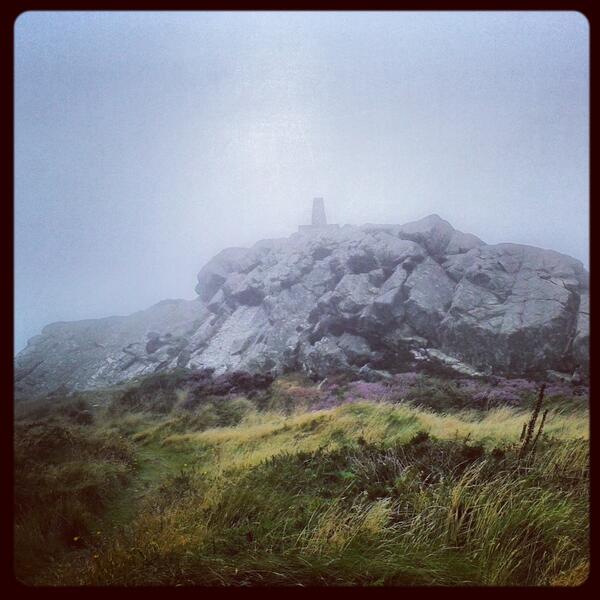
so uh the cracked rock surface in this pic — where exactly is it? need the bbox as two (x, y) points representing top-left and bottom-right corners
(14, 215), (589, 398)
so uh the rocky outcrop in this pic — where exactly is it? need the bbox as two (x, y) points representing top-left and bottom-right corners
(14, 215), (589, 398)
(14, 299), (206, 398)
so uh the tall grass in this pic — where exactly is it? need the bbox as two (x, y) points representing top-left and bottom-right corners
(158, 401), (587, 475)
(13, 398), (137, 583)
(14, 375), (589, 586)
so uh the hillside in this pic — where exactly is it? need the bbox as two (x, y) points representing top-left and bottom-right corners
(14, 370), (589, 586)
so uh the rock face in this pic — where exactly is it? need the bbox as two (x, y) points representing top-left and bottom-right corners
(14, 215), (589, 398)
(14, 299), (207, 399)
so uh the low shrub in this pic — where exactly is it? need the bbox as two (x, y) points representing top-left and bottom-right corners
(399, 376), (474, 411)
(14, 394), (95, 425)
(109, 369), (274, 416)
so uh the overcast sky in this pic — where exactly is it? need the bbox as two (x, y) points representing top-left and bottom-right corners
(14, 11), (589, 353)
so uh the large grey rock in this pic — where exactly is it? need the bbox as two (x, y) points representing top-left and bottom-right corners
(15, 215), (589, 398)
(573, 291), (589, 373)
(439, 244), (587, 374)
(195, 247), (263, 301)
(14, 299), (206, 398)
(403, 257), (455, 339)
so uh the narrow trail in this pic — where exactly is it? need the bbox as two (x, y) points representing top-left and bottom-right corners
(37, 443), (195, 584)
(100, 443), (193, 530)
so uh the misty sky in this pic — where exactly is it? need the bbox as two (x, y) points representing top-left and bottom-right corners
(14, 11), (589, 353)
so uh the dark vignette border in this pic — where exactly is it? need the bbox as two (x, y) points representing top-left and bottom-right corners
(1, 2), (593, 597)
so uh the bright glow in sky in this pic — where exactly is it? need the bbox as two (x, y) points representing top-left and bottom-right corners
(14, 11), (589, 353)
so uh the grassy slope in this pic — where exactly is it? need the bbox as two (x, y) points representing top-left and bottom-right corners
(14, 377), (589, 586)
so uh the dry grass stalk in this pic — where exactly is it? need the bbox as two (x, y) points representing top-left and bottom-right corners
(519, 384), (546, 459)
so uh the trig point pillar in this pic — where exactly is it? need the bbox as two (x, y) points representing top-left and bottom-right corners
(312, 197), (327, 227)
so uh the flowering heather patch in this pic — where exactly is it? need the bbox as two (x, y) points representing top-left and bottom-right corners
(308, 371), (588, 412)
(266, 377), (326, 412)
(477, 388), (521, 407)
(457, 379), (529, 407)
(347, 381), (394, 402)
(310, 380), (400, 411)
(311, 391), (363, 411)
(312, 373), (433, 411)
(544, 381), (588, 399)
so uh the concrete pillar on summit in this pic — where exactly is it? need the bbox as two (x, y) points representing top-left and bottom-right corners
(312, 197), (327, 227)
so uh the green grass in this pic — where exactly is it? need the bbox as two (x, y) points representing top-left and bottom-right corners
(13, 375), (589, 586)
(13, 411), (136, 583)
(99, 442), (193, 527)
